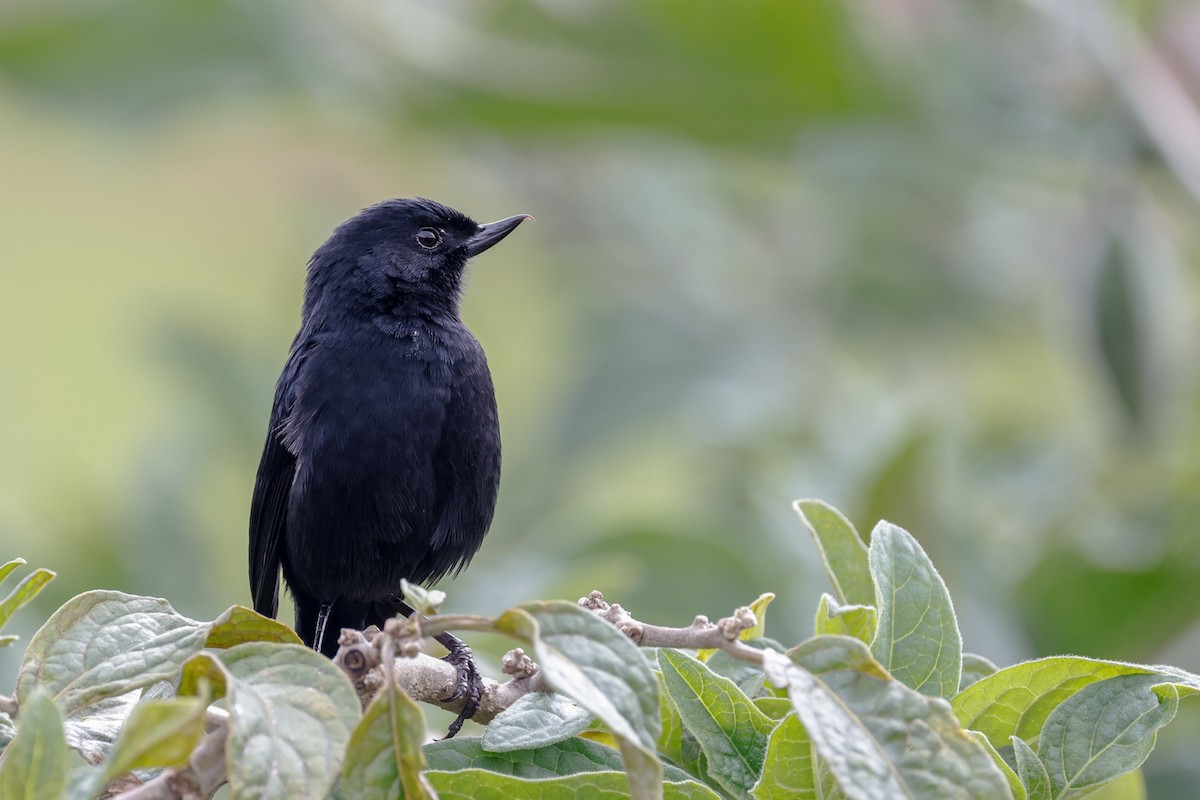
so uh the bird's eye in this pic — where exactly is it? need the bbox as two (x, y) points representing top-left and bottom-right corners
(416, 227), (442, 249)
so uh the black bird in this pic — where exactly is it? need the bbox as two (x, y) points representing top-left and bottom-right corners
(249, 197), (529, 732)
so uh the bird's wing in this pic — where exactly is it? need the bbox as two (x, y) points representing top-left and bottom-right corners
(248, 337), (309, 618)
(423, 348), (501, 583)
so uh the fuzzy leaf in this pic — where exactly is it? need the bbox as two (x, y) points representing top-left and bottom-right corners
(658, 673), (708, 782)
(1011, 738), (1049, 800)
(428, 769), (722, 799)
(951, 657), (1160, 749)
(765, 637), (1011, 799)
(751, 714), (815, 799)
(960, 654), (1000, 692)
(0, 567), (55, 635)
(16, 591), (210, 715)
(483, 692), (593, 752)
(506, 601), (664, 799)
(180, 643), (360, 800)
(705, 639), (783, 699)
(204, 605), (302, 648)
(341, 683), (433, 800)
(0, 558), (27, 586)
(0, 690), (68, 800)
(1039, 674), (1178, 796)
(659, 649), (774, 799)
(103, 696), (207, 778)
(794, 500), (873, 606)
(65, 691), (142, 764)
(752, 697), (793, 721)
(424, 736), (695, 783)
(969, 732), (1024, 800)
(869, 521), (962, 697)
(814, 593), (876, 643)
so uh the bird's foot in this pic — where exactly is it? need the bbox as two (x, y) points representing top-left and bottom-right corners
(437, 632), (483, 739)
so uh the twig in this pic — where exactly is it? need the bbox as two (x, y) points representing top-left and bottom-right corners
(332, 590), (766, 718)
(117, 709), (229, 800)
(332, 626), (547, 723)
(578, 590), (767, 664)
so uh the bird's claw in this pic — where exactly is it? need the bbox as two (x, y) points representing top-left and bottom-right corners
(441, 643), (483, 739)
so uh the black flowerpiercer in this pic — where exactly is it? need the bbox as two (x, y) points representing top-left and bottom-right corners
(249, 198), (530, 734)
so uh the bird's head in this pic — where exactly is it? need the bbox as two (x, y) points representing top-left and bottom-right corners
(304, 197), (531, 319)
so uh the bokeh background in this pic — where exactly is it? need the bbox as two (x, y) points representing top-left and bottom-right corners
(2, 0), (1200, 793)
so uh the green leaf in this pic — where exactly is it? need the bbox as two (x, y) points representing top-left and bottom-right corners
(794, 500), (873, 606)
(813, 593), (876, 643)
(0, 567), (55, 636)
(508, 602), (664, 799)
(179, 656), (228, 701)
(181, 643), (360, 800)
(400, 579), (445, 617)
(764, 637), (1011, 799)
(66, 764), (107, 798)
(658, 649), (775, 799)
(868, 520), (962, 697)
(64, 691), (142, 764)
(483, 692), (593, 752)
(969, 732), (1025, 800)
(15, 591), (210, 715)
(424, 736), (696, 783)
(1038, 674), (1178, 796)
(960, 654), (1000, 692)
(1011, 738), (1049, 800)
(341, 683), (434, 800)
(428, 768), (723, 799)
(751, 714), (815, 800)
(0, 558), (27, 586)
(204, 605), (302, 648)
(0, 690), (68, 800)
(62, 679), (176, 767)
(657, 673), (707, 782)
(103, 695), (208, 778)
(705, 639), (783, 699)
(951, 657), (1159, 749)
(752, 697), (793, 721)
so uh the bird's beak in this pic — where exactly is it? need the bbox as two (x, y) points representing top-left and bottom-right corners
(465, 214), (533, 257)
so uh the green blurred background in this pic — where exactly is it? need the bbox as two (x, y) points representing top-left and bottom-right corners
(2, 0), (1200, 793)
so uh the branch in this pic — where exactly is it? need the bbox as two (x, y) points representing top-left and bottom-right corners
(117, 708), (229, 800)
(578, 590), (767, 664)
(332, 625), (547, 724)
(332, 590), (767, 718)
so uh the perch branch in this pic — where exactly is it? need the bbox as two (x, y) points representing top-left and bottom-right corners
(333, 589), (767, 718)
(332, 624), (547, 723)
(117, 708), (230, 800)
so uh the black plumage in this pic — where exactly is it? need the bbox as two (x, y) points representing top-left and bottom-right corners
(249, 198), (529, 661)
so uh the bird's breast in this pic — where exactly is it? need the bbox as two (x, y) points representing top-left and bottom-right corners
(281, 320), (498, 597)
